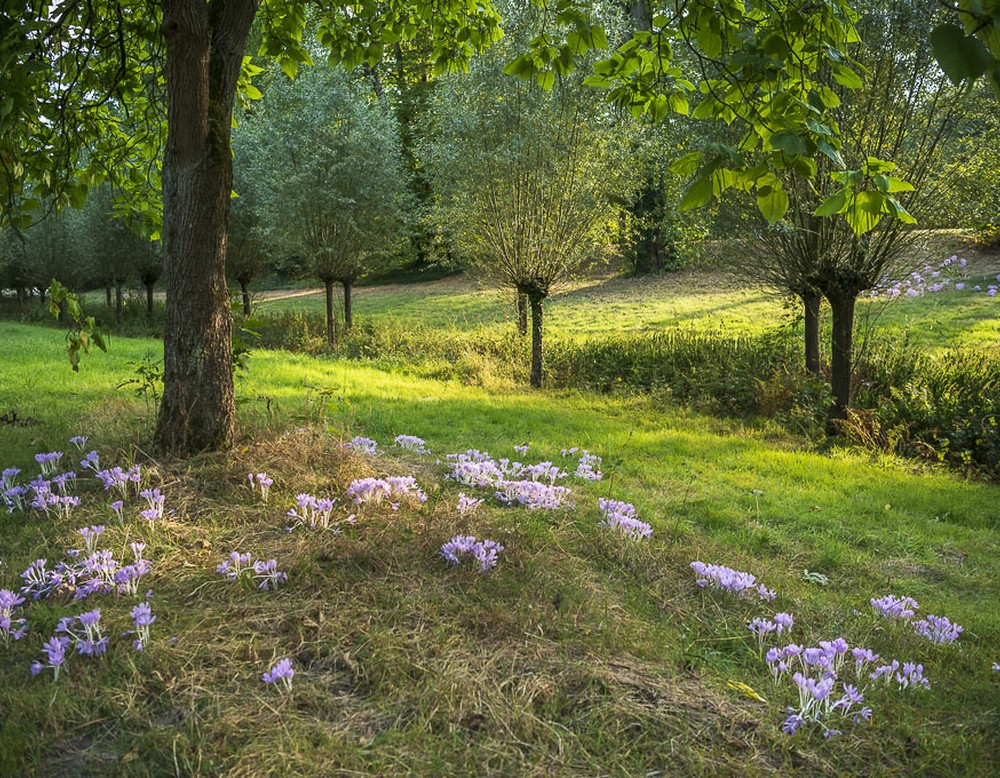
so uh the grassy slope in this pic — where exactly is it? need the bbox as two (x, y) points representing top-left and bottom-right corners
(0, 322), (999, 776)
(254, 256), (1000, 352)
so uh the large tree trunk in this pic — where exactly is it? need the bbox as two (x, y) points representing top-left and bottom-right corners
(803, 291), (821, 376)
(239, 279), (251, 316)
(146, 281), (155, 316)
(529, 295), (544, 389)
(154, 0), (257, 454)
(516, 292), (528, 337)
(342, 280), (353, 330)
(324, 279), (336, 345)
(115, 280), (124, 325)
(826, 292), (856, 432)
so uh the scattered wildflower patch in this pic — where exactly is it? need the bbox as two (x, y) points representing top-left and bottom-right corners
(263, 657), (295, 692)
(35, 451), (63, 476)
(286, 493), (341, 531)
(575, 450), (603, 481)
(394, 435), (429, 454)
(129, 601), (155, 651)
(247, 472), (274, 503)
(870, 594), (964, 645)
(598, 498), (651, 540)
(690, 561), (776, 602)
(96, 466), (142, 499)
(871, 594), (919, 621)
(138, 488), (166, 523)
(912, 614), (964, 645)
(456, 493), (483, 516)
(439, 535), (505, 572)
(216, 552), (288, 590)
(346, 436), (378, 455)
(346, 476), (427, 509)
(765, 637), (928, 737)
(0, 589), (27, 647)
(31, 636), (70, 681)
(494, 480), (573, 510)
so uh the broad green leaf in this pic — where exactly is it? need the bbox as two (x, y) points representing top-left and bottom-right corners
(831, 63), (863, 89)
(814, 191), (847, 217)
(679, 174), (715, 211)
(931, 23), (993, 85)
(670, 151), (702, 177)
(770, 132), (808, 155)
(817, 139), (844, 167)
(757, 185), (789, 224)
(884, 177), (914, 193)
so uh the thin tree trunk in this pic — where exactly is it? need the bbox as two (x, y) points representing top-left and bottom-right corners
(516, 292), (528, 337)
(803, 291), (821, 376)
(146, 281), (155, 316)
(115, 280), (124, 325)
(324, 279), (336, 345)
(342, 280), (353, 330)
(105, 284), (112, 308)
(155, 0), (256, 454)
(826, 293), (856, 433)
(240, 280), (251, 316)
(530, 295), (544, 388)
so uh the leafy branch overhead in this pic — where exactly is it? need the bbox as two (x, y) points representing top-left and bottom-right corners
(504, 0), (998, 234)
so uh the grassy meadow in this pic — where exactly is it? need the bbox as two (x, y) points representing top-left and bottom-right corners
(1, 318), (999, 776)
(252, 240), (1000, 352)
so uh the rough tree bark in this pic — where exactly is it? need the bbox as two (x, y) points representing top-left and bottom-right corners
(324, 278), (336, 345)
(803, 290), (821, 376)
(342, 280), (353, 330)
(826, 291), (856, 432)
(154, 0), (257, 453)
(516, 292), (528, 337)
(529, 294), (544, 388)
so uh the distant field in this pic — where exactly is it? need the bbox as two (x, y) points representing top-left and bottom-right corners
(255, 244), (1000, 352)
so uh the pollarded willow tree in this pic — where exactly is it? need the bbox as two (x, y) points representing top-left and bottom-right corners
(422, 6), (638, 387)
(7, 0), (997, 453)
(235, 63), (412, 342)
(735, 0), (968, 422)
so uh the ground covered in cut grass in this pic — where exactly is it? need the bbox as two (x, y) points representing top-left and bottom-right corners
(1, 321), (999, 776)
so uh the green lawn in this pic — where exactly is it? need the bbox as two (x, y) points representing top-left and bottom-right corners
(1, 321), (998, 775)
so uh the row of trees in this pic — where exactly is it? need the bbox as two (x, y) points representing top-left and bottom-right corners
(3, 0), (999, 453)
(0, 190), (161, 323)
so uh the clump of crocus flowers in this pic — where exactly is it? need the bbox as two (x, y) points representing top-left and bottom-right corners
(598, 498), (651, 540)
(247, 472), (274, 503)
(394, 435), (429, 454)
(346, 476), (427, 509)
(263, 657), (295, 692)
(690, 561), (776, 602)
(440, 535), (505, 572)
(0, 589), (27, 647)
(216, 552), (288, 591)
(871, 593), (964, 645)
